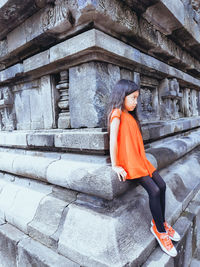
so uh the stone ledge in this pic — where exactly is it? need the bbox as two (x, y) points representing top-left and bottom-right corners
(1, 29), (200, 90)
(0, 129), (200, 200)
(142, 117), (200, 141)
(0, 117), (199, 152)
(0, 129), (108, 152)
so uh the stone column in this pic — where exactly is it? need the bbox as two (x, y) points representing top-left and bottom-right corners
(57, 70), (70, 129)
(69, 62), (120, 128)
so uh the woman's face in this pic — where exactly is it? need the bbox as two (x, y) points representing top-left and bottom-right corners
(124, 90), (139, 112)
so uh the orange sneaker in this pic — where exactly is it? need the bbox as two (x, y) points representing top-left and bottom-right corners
(164, 221), (180, 242)
(151, 219), (180, 242)
(150, 224), (177, 257)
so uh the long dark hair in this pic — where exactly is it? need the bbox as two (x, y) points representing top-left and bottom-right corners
(107, 79), (141, 134)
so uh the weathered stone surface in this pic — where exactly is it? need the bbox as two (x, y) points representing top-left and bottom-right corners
(46, 158), (129, 200)
(27, 189), (77, 249)
(54, 130), (108, 151)
(0, 180), (18, 221)
(18, 237), (80, 267)
(0, 130), (200, 200)
(57, 152), (200, 267)
(27, 133), (54, 147)
(12, 154), (56, 181)
(0, 220), (80, 266)
(0, 63), (23, 82)
(58, 188), (154, 267)
(69, 62), (120, 128)
(0, 1), (200, 266)
(23, 50), (50, 73)
(147, 129), (200, 170)
(5, 184), (52, 233)
(0, 146), (199, 266)
(13, 77), (58, 130)
(0, 223), (27, 267)
(0, 0), (43, 40)
(2, 29), (199, 91)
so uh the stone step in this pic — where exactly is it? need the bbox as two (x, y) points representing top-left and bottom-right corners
(0, 223), (80, 267)
(190, 249), (200, 266)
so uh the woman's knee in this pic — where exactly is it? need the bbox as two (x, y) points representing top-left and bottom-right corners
(152, 170), (166, 192)
(150, 186), (161, 199)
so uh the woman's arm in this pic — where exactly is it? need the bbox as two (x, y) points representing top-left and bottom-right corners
(109, 117), (120, 167)
(110, 117), (127, 181)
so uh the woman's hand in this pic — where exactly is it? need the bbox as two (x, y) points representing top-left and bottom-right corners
(112, 166), (127, 182)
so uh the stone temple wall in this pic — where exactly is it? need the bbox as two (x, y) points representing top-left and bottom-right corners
(0, 0), (200, 266)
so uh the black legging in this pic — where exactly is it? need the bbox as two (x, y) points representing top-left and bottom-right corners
(134, 170), (166, 232)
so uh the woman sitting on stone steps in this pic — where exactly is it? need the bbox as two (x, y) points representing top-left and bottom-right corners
(107, 79), (180, 257)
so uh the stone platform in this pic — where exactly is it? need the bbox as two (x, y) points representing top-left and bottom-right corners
(0, 130), (199, 266)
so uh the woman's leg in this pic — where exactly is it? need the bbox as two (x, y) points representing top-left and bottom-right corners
(151, 170), (166, 222)
(137, 175), (166, 233)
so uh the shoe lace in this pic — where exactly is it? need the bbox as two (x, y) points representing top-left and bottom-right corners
(164, 222), (175, 235)
(161, 234), (173, 250)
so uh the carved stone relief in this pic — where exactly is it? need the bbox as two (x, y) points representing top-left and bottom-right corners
(159, 78), (183, 120)
(190, 0), (200, 24)
(138, 76), (160, 122)
(42, 0), (73, 33)
(0, 87), (16, 130)
(181, 87), (199, 117)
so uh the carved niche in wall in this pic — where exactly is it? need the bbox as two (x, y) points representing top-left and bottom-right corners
(138, 76), (160, 122)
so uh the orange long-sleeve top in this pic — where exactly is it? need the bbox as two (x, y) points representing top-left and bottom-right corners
(110, 108), (156, 179)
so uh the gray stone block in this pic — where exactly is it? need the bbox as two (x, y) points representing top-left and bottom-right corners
(142, 247), (174, 267)
(173, 216), (193, 267)
(46, 160), (129, 200)
(27, 133), (54, 147)
(58, 186), (155, 267)
(18, 235), (80, 267)
(24, 50), (50, 73)
(11, 153), (56, 181)
(0, 63), (23, 82)
(0, 223), (27, 267)
(186, 190), (200, 251)
(5, 183), (52, 234)
(27, 190), (77, 249)
(54, 130), (108, 152)
(147, 129), (200, 170)
(69, 62), (120, 128)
